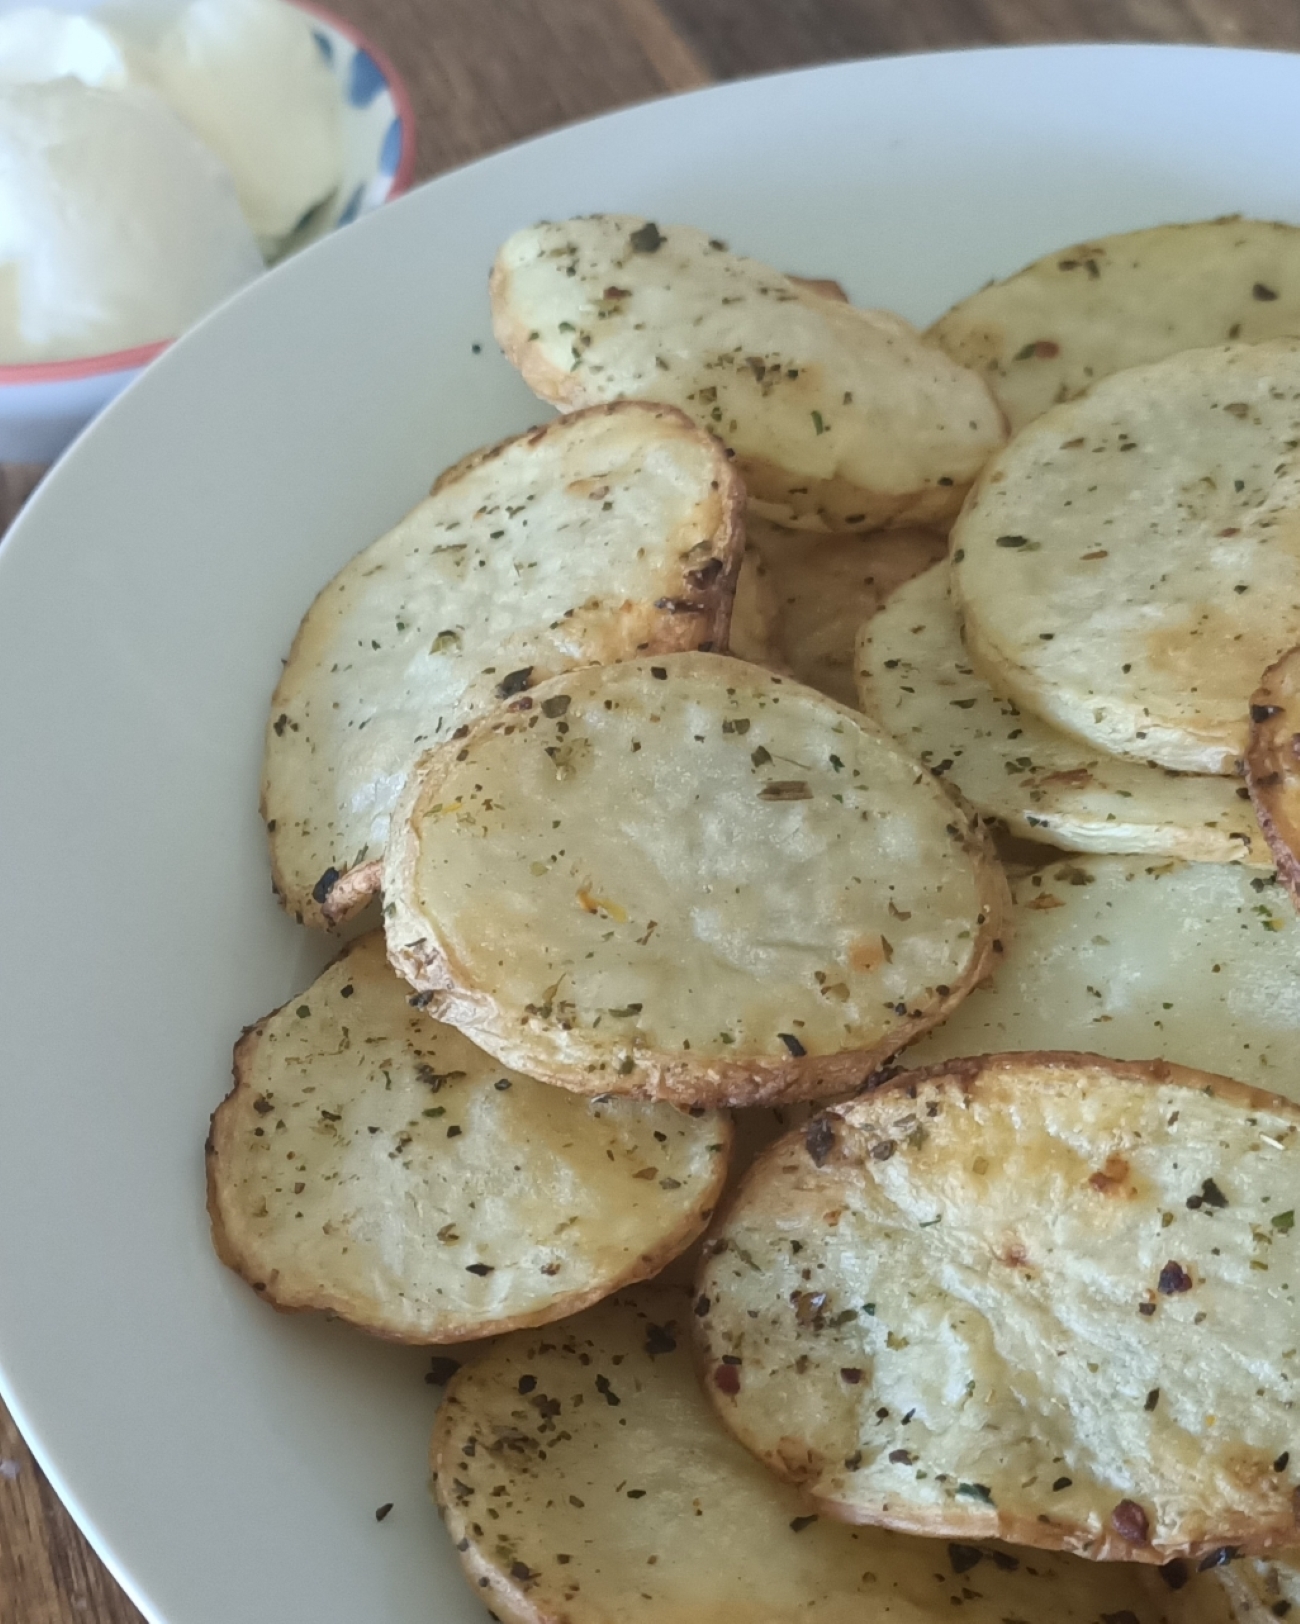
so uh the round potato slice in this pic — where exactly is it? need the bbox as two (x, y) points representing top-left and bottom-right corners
(697, 1053), (1300, 1565)
(206, 933), (731, 1342)
(904, 856), (1300, 1095)
(858, 561), (1266, 863)
(928, 217), (1300, 433)
(750, 517), (945, 708)
(262, 400), (744, 927)
(491, 215), (1006, 532)
(952, 340), (1300, 774)
(1245, 645), (1300, 905)
(384, 653), (1009, 1109)
(431, 1286), (1229, 1624)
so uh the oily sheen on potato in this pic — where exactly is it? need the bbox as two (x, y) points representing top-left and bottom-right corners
(749, 516), (945, 708)
(262, 401), (744, 927)
(857, 562), (1265, 862)
(1245, 644), (1300, 905)
(490, 215), (1006, 532)
(206, 934), (730, 1341)
(952, 340), (1300, 774)
(383, 653), (1008, 1108)
(928, 217), (1300, 432)
(905, 857), (1300, 1095)
(696, 1054), (1300, 1563)
(430, 1288), (1232, 1624)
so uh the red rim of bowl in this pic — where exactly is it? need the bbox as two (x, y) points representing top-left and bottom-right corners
(0, 0), (417, 388)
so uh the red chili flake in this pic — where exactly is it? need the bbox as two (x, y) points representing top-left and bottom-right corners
(839, 1367), (864, 1383)
(1158, 1261), (1193, 1295)
(713, 1363), (741, 1395)
(1111, 1499), (1150, 1544)
(888, 1448), (914, 1464)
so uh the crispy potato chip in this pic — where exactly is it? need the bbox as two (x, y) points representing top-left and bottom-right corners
(858, 562), (1266, 863)
(1245, 645), (1300, 905)
(490, 215), (1006, 532)
(750, 517), (944, 707)
(1213, 1551), (1300, 1620)
(697, 1053), (1300, 1563)
(952, 340), (1300, 774)
(206, 934), (731, 1341)
(262, 401), (744, 927)
(384, 653), (1009, 1109)
(905, 856), (1300, 1094)
(431, 1286), (1227, 1624)
(928, 217), (1300, 432)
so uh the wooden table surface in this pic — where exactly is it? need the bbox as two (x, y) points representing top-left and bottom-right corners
(4, 0), (1300, 1619)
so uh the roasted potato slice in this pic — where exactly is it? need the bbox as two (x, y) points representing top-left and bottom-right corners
(384, 653), (1009, 1109)
(491, 215), (1006, 532)
(905, 856), (1300, 1094)
(858, 561), (1265, 862)
(952, 340), (1300, 774)
(262, 401), (744, 927)
(750, 517), (944, 707)
(928, 217), (1300, 432)
(206, 933), (731, 1341)
(431, 1286), (1228, 1624)
(697, 1053), (1300, 1564)
(1245, 645), (1300, 905)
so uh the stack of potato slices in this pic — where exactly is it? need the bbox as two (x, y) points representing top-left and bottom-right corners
(208, 211), (1300, 1623)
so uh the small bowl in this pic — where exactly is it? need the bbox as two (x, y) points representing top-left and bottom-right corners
(0, 2), (416, 465)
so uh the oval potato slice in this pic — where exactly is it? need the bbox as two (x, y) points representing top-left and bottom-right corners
(1245, 645), (1300, 905)
(858, 562), (1266, 863)
(928, 217), (1300, 432)
(384, 653), (1009, 1109)
(206, 933), (731, 1341)
(952, 340), (1300, 774)
(905, 856), (1300, 1095)
(751, 516), (945, 708)
(262, 401), (744, 927)
(490, 215), (1006, 532)
(431, 1286), (1231, 1624)
(697, 1054), (1300, 1564)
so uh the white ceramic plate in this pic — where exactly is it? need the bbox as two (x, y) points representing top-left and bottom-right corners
(2, 43), (1299, 1624)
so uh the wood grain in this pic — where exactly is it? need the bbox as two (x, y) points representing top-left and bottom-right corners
(2, 0), (1297, 1619)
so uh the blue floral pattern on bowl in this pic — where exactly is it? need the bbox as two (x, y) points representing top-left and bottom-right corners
(303, 3), (414, 240)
